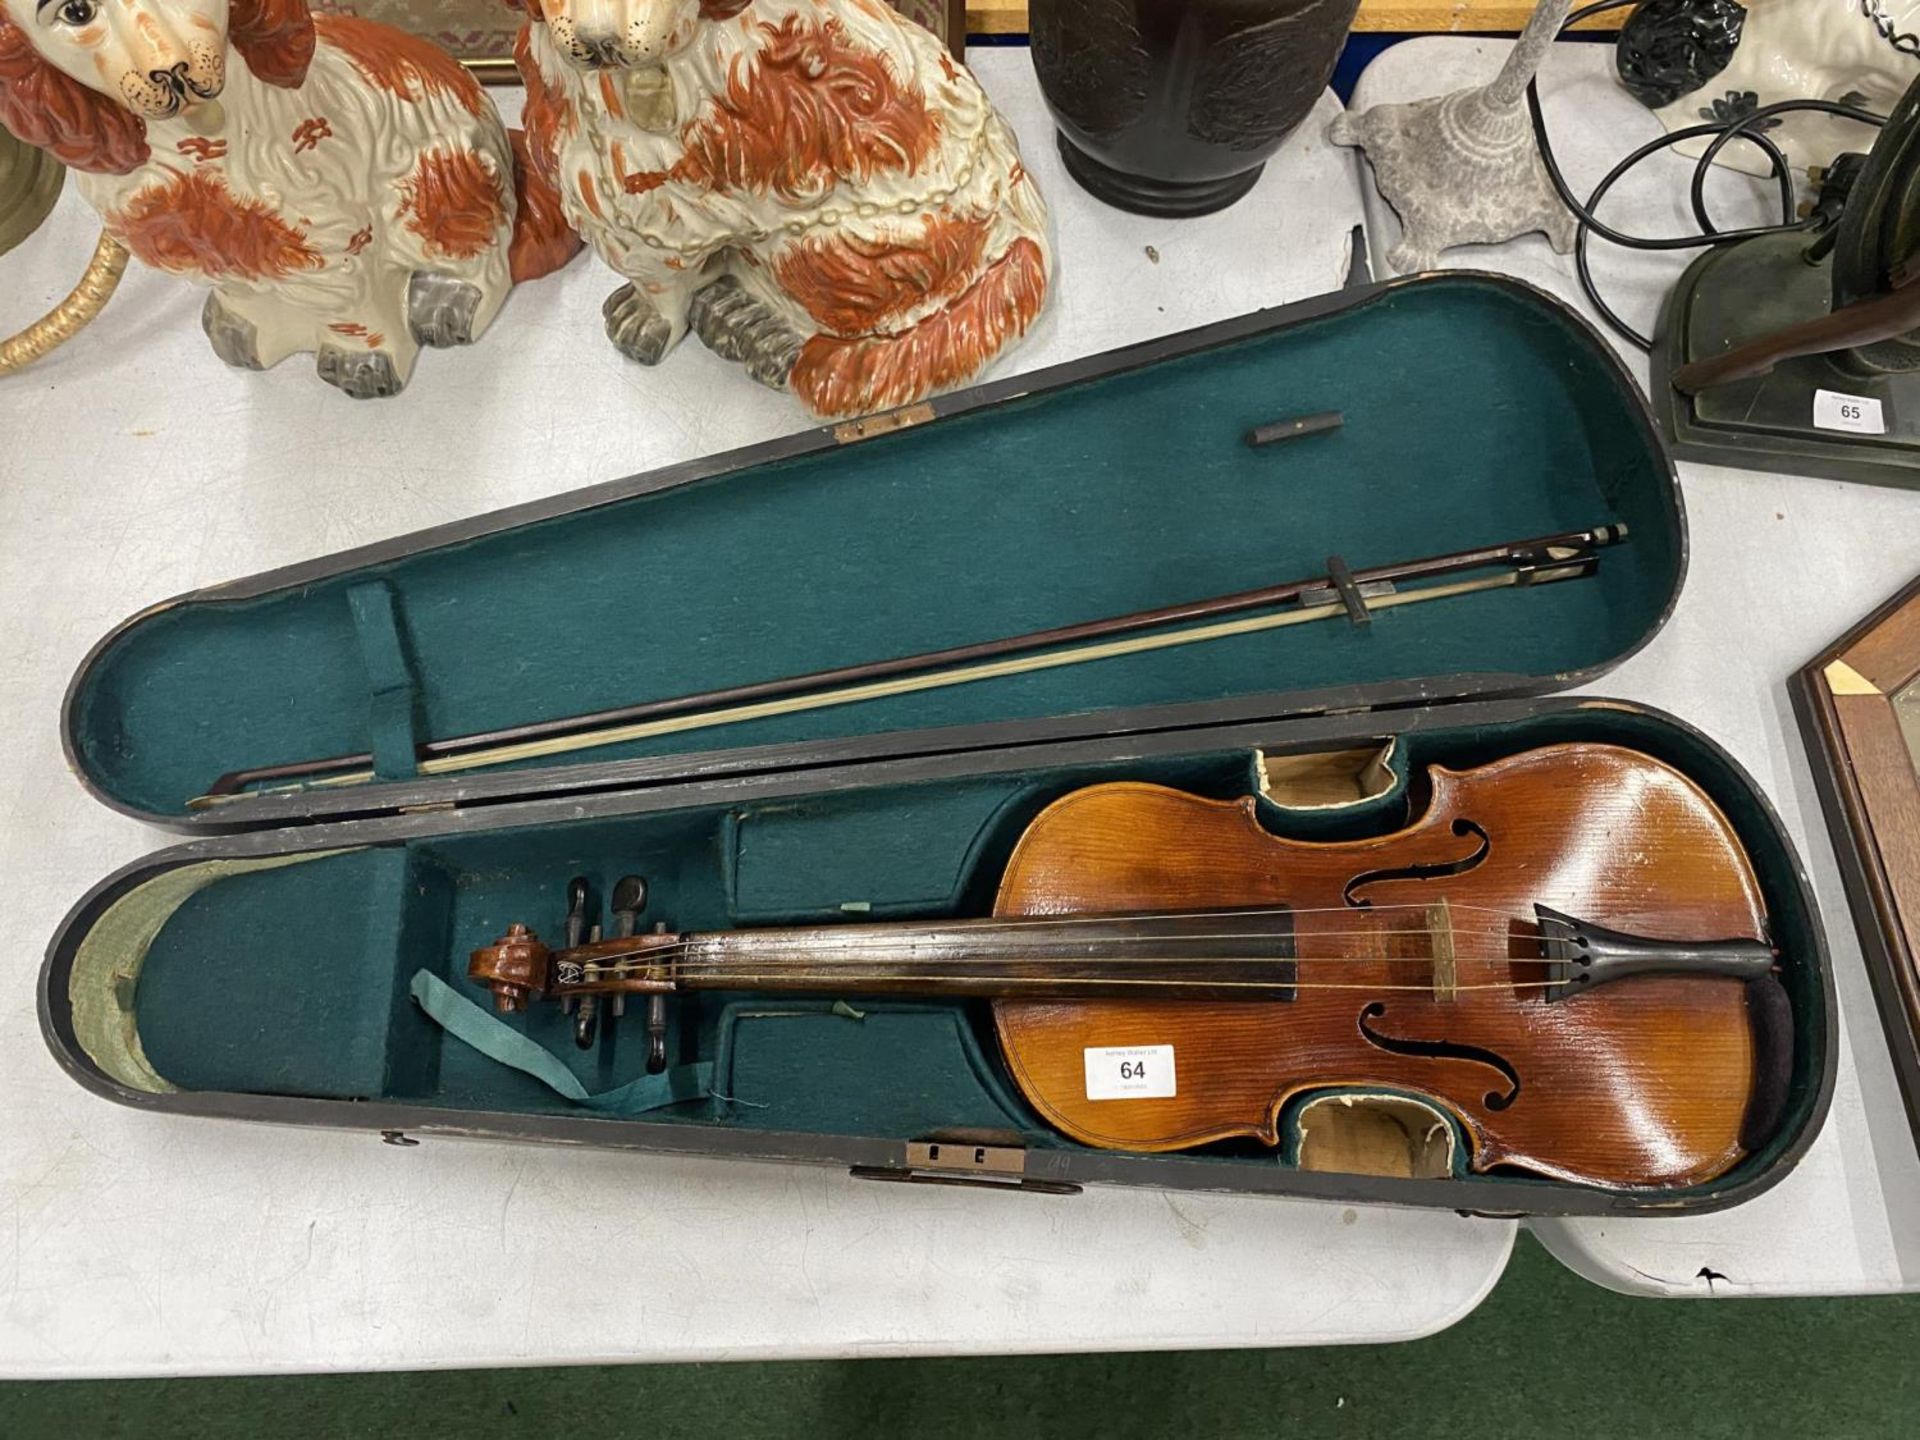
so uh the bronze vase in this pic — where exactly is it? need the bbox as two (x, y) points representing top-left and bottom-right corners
(1031, 0), (1362, 217)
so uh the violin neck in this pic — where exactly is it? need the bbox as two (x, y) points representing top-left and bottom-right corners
(670, 909), (1301, 1002)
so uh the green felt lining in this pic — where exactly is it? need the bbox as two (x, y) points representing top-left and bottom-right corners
(65, 279), (1679, 818)
(99, 707), (1826, 1199)
(706, 1000), (1032, 1136)
(725, 779), (1038, 922)
(136, 848), (423, 1099)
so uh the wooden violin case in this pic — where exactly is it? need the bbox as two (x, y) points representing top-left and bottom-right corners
(41, 273), (1835, 1216)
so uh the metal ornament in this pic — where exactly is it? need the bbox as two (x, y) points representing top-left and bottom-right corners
(0, 121), (128, 379)
(1328, 0), (1577, 273)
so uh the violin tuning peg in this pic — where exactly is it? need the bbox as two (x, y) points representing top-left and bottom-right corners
(646, 995), (669, 1074)
(611, 877), (648, 1024)
(561, 876), (594, 1013)
(574, 923), (605, 1045)
(612, 874), (648, 920)
(564, 876), (593, 945)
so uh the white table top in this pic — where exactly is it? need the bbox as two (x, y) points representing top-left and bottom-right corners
(1351, 37), (1920, 1297)
(0, 56), (1532, 1378)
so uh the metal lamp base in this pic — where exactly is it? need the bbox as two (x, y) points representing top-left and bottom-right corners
(1652, 233), (1920, 493)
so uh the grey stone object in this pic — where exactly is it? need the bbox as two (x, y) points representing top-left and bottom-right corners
(1329, 0), (1578, 272)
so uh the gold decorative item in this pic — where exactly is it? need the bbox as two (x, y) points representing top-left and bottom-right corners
(0, 120), (127, 376)
(0, 232), (128, 376)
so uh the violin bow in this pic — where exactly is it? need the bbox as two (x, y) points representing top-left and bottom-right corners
(191, 523), (1629, 807)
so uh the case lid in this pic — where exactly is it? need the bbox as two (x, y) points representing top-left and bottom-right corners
(63, 273), (1684, 829)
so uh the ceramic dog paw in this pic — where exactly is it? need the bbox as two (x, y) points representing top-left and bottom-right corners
(201, 292), (265, 371)
(316, 344), (402, 400)
(602, 283), (677, 366)
(689, 277), (803, 391)
(408, 273), (486, 348)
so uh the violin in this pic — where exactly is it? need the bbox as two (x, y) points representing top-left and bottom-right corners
(470, 742), (1788, 1189)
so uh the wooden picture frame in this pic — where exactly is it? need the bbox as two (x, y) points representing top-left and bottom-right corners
(1794, 575), (1920, 1146)
(312, 0), (968, 79)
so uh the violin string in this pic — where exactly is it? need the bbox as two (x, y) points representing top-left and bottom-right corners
(568, 936), (1539, 964)
(511, 902), (1553, 962)
(570, 954), (1571, 979)
(592, 928), (1481, 959)
(522, 899), (1558, 964)
(551, 939), (1564, 971)
(679, 921), (1456, 943)
(550, 926), (1547, 968)
(594, 973), (1577, 993)
(549, 899), (1541, 933)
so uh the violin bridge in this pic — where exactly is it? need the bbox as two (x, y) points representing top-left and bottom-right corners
(1428, 899), (1457, 1002)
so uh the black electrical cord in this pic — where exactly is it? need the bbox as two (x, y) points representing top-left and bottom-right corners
(1688, 123), (1794, 237)
(1523, 0), (1888, 350)
(1571, 116), (1799, 347)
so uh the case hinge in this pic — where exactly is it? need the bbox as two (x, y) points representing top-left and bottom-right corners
(833, 402), (936, 444)
(850, 1140), (1081, 1195)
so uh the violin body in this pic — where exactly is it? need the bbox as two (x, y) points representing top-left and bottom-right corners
(990, 744), (1777, 1187)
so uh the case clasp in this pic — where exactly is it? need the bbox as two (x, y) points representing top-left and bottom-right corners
(850, 1139), (1081, 1195)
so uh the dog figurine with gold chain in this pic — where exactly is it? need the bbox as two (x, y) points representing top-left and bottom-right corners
(0, 0), (578, 396)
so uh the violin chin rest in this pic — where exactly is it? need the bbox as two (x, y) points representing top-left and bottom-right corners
(1740, 975), (1794, 1155)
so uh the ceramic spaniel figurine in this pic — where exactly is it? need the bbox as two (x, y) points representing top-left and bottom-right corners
(1618, 0), (1916, 176)
(516, 0), (1053, 417)
(0, 0), (577, 395)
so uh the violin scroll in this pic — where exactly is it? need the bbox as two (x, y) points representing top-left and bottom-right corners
(471, 924), (552, 1013)
(468, 908), (681, 1018)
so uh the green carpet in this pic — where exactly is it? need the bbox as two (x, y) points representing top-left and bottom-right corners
(5, 1234), (1918, 1437)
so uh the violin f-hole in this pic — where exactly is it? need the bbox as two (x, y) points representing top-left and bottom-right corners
(1342, 818), (1491, 909)
(1356, 1001), (1521, 1111)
